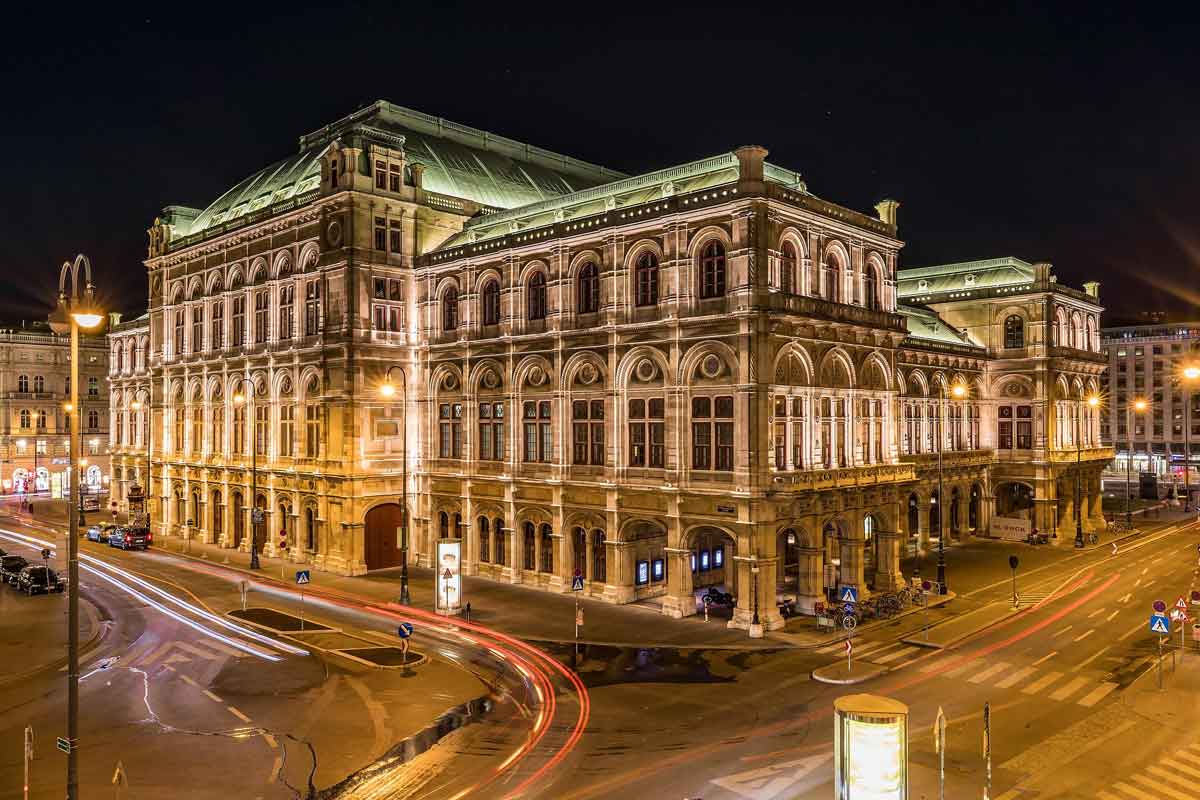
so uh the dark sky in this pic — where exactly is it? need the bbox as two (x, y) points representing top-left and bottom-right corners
(5, 2), (1200, 324)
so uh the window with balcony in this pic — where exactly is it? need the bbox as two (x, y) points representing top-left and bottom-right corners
(17, 375), (28, 393)
(33, 376), (43, 394)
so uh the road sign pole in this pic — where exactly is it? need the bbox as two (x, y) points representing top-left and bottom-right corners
(935, 706), (946, 800)
(300, 588), (304, 632)
(983, 702), (992, 800)
(24, 726), (32, 800)
(1158, 635), (1164, 690)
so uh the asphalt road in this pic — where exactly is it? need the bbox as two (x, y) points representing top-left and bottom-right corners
(3, 509), (1196, 799)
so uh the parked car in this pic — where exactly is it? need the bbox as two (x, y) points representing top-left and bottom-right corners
(17, 565), (65, 595)
(1, 555), (30, 585)
(86, 522), (117, 543)
(109, 527), (151, 551)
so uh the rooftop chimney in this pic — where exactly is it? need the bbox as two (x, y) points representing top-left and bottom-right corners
(874, 198), (900, 228)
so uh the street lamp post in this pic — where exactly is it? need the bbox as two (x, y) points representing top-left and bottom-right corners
(936, 382), (967, 595)
(48, 254), (104, 800)
(1075, 395), (1100, 548)
(233, 379), (260, 569)
(130, 394), (152, 528)
(1127, 399), (1148, 528)
(1181, 367), (1200, 511)
(380, 367), (410, 604)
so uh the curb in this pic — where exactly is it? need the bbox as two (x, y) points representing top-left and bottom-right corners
(770, 591), (957, 650)
(811, 662), (888, 685)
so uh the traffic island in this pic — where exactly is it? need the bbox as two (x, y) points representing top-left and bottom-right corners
(811, 660), (888, 685)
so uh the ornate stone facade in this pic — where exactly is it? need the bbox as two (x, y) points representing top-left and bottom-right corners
(110, 101), (1110, 631)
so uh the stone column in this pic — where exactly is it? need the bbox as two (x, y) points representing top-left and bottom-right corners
(661, 547), (696, 619)
(607, 540), (636, 603)
(873, 531), (904, 591)
(548, 533), (567, 592)
(728, 555), (756, 630)
(839, 534), (867, 599)
(796, 546), (823, 614)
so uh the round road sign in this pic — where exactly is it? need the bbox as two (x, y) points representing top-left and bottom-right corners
(1154, 600), (1167, 612)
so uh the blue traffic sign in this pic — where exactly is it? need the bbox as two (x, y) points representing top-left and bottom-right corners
(838, 586), (859, 604)
(295, 570), (310, 585)
(571, 575), (585, 592)
(1150, 613), (1171, 635)
(397, 622), (414, 639)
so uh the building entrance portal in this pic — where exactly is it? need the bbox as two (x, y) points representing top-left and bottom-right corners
(364, 503), (404, 570)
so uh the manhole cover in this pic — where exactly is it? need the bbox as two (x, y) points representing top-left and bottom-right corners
(229, 607), (332, 633)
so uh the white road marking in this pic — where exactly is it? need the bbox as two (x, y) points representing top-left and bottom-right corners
(709, 753), (832, 798)
(1107, 610), (1121, 622)
(1032, 651), (1058, 667)
(1137, 769), (1192, 799)
(1088, 607), (1106, 619)
(1049, 676), (1090, 701)
(1111, 780), (1158, 799)
(1166, 758), (1200, 780)
(1077, 645), (1112, 670)
(1119, 593), (1133, 603)
(968, 662), (1011, 684)
(1096, 790), (1123, 800)
(203, 690), (223, 703)
(227, 706), (251, 723)
(995, 666), (1037, 689)
(1144, 579), (1157, 588)
(945, 659), (982, 679)
(1022, 671), (1063, 694)
(1054, 624), (1075, 638)
(1175, 750), (1200, 768)
(1074, 629), (1096, 642)
(873, 646), (921, 664)
(1076, 682), (1118, 707)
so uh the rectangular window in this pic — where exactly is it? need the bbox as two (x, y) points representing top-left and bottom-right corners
(305, 405), (321, 458)
(374, 278), (387, 299)
(1016, 405), (1032, 449)
(374, 217), (386, 251)
(191, 406), (202, 454)
(174, 409), (183, 453)
(278, 285), (294, 340)
(254, 291), (268, 343)
(192, 306), (204, 353)
(998, 406), (1013, 449)
(174, 310), (185, 355)
(373, 305), (387, 331)
(388, 307), (401, 332)
(389, 164), (401, 192)
(479, 402), (504, 461)
(714, 395), (734, 471)
(692, 396), (712, 469)
(375, 160), (386, 189)
(211, 300), (224, 348)
(573, 399), (605, 465)
(521, 403), (550, 462)
(232, 297), (245, 345)
(389, 221), (402, 253)
(255, 406), (268, 454)
(280, 406), (294, 457)
(304, 281), (320, 336)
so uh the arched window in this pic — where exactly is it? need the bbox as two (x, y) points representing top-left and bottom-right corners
(591, 529), (606, 583)
(864, 264), (880, 309)
(442, 287), (459, 331)
(577, 263), (599, 315)
(780, 241), (797, 294)
(19, 409), (30, 428)
(527, 272), (547, 320)
(481, 280), (501, 326)
(699, 241), (727, 299)
(17, 375), (28, 393)
(539, 523), (553, 573)
(1004, 315), (1025, 349)
(494, 517), (506, 566)
(439, 511), (449, 538)
(635, 252), (659, 307)
(523, 521), (537, 570)
(305, 506), (316, 551)
(822, 256), (839, 303)
(478, 516), (490, 563)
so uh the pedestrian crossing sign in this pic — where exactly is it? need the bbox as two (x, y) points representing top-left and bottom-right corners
(838, 586), (859, 604)
(1150, 613), (1171, 635)
(295, 570), (311, 585)
(571, 575), (585, 591)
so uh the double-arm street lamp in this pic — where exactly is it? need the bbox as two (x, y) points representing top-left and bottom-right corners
(233, 379), (261, 569)
(379, 367), (411, 604)
(1074, 394), (1101, 548)
(1127, 398), (1149, 527)
(936, 380), (968, 595)
(48, 254), (104, 800)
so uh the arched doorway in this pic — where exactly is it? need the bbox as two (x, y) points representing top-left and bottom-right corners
(364, 503), (404, 570)
(689, 525), (736, 616)
(822, 521), (841, 603)
(995, 482), (1034, 518)
(630, 522), (668, 597)
(231, 491), (244, 548)
(777, 527), (801, 593)
(969, 484), (982, 531)
(212, 490), (223, 542)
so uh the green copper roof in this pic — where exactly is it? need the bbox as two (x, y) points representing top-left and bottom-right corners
(898, 303), (983, 349)
(896, 257), (1035, 298)
(437, 154), (809, 249)
(176, 101), (626, 240)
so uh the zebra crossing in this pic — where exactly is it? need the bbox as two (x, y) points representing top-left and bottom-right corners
(913, 656), (1119, 708)
(1097, 741), (1200, 799)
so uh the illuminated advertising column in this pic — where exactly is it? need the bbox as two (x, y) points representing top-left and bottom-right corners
(435, 538), (462, 616)
(834, 694), (908, 800)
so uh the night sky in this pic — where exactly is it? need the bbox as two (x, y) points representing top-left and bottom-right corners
(5, 2), (1199, 325)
